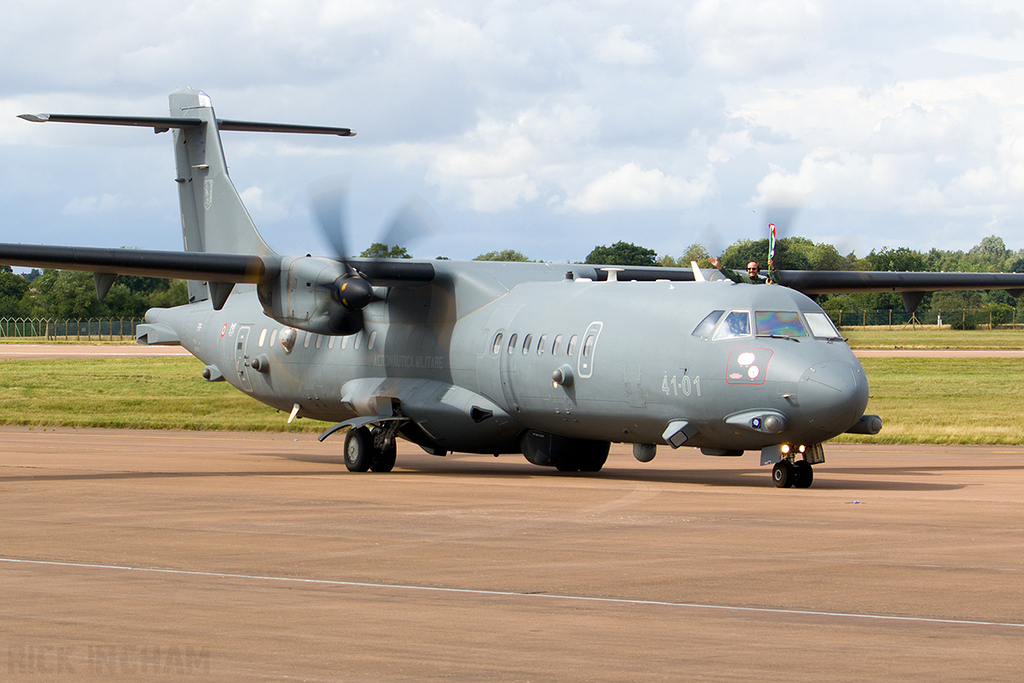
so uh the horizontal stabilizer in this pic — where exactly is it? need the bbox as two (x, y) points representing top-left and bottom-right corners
(19, 113), (354, 136)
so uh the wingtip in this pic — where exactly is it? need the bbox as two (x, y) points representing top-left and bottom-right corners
(18, 113), (49, 123)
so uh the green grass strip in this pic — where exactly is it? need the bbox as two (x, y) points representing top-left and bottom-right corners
(0, 357), (316, 432)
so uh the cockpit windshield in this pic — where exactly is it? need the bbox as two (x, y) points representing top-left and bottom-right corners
(691, 310), (725, 340)
(803, 311), (843, 339)
(693, 308), (843, 342)
(712, 310), (751, 340)
(755, 311), (806, 338)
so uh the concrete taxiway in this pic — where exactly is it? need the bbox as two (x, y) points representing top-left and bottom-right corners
(1, 427), (1022, 681)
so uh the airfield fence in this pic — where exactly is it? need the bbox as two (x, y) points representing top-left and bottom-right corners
(0, 317), (143, 341)
(825, 308), (1020, 330)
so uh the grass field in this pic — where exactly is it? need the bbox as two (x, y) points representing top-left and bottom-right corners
(2, 355), (1023, 444)
(0, 357), (314, 433)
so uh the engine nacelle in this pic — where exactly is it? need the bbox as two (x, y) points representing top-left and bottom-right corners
(256, 255), (366, 335)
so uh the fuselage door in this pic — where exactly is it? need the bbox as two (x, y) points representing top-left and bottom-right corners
(576, 321), (603, 380)
(234, 325), (252, 392)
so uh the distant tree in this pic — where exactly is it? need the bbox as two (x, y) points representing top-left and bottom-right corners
(585, 241), (659, 267)
(32, 270), (106, 319)
(866, 246), (927, 272)
(361, 243), (411, 259)
(661, 243), (710, 268)
(720, 238), (811, 271)
(474, 249), (532, 262)
(808, 242), (848, 270)
(0, 269), (30, 317)
(101, 283), (148, 318)
(969, 235), (1010, 269)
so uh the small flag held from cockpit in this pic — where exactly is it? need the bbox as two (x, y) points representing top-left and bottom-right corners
(768, 223), (776, 261)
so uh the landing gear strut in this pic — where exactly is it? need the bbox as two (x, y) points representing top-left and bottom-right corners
(772, 459), (814, 489)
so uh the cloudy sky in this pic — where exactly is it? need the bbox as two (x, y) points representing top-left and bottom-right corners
(2, 1), (1023, 263)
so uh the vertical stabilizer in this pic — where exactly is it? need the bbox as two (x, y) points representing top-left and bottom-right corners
(169, 89), (274, 302)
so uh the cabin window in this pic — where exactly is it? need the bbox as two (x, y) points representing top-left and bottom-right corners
(508, 333), (518, 354)
(368, 330), (377, 350)
(341, 335), (349, 350)
(804, 312), (843, 339)
(755, 311), (806, 338)
(354, 332), (362, 350)
(537, 334), (547, 355)
(303, 331), (312, 348)
(552, 334), (563, 355)
(328, 336), (335, 349)
(712, 311), (751, 340)
(567, 334), (579, 356)
(523, 334), (533, 354)
(315, 334), (323, 349)
(582, 335), (595, 357)
(258, 328), (267, 347)
(492, 333), (503, 355)
(692, 310), (725, 340)
(269, 329), (278, 348)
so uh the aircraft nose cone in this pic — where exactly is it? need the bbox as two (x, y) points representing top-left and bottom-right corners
(797, 362), (869, 436)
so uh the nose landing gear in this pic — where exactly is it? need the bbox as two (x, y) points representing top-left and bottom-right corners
(771, 459), (814, 488)
(764, 443), (822, 488)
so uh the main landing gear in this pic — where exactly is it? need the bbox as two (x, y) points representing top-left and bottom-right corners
(344, 426), (397, 473)
(771, 459), (813, 489)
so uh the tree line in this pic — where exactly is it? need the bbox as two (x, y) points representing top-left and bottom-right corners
(2, 235), (1021, 319)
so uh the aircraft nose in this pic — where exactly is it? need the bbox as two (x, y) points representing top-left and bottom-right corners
(796, 361), (869, 436)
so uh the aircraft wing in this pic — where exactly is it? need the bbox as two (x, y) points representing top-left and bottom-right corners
(777, 270), (1024, 297)
(0, 243), (275, 283)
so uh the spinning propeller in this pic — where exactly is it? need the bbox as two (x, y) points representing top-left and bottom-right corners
(308, 179), (439, 334)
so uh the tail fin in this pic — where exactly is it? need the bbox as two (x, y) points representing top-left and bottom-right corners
(169, 90), (273, 250)
(167, 89), (355, 303)
(18, 90), (355, 305)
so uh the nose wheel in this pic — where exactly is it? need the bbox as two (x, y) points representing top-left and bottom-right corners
(772, 459), (814, 488)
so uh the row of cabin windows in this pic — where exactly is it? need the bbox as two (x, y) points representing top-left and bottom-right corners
(490, 332), (595, 359)
(255, 327), (378, 351)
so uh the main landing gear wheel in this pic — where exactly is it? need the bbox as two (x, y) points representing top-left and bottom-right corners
(344, 427), (374, 472)
(772, 461), (794, 488)
(793, 460), (814, 488)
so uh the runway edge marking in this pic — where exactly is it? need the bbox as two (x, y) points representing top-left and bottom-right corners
(3, 557), (1023, 630)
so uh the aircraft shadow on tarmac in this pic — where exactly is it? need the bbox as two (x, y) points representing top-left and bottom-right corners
(270, 452), (968, 491)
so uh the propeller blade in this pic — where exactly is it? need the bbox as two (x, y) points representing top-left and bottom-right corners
(378, 196), (442, 254)
(309, 176), (352, 265)
(326, 306), (365, 336)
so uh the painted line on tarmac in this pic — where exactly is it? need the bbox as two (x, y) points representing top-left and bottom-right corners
(4, 557), (1023, 629)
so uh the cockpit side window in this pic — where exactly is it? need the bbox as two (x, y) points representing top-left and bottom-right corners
(712, 310), (751, 340)
(755, 311), (806, 338)
(803, 311), (843, 339)
(692, 310), (725, 340)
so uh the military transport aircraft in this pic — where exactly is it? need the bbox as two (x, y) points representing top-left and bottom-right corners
(6, 89), (1024, 488)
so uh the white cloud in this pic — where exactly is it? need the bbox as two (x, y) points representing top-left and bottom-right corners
(567, 163), (713, 212)
(7, 1), (1024, 258)
(62, 194), (123, 215)
(594, 25), (659, 66)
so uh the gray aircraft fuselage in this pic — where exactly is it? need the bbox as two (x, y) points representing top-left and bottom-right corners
(149, 259), (868, 456)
